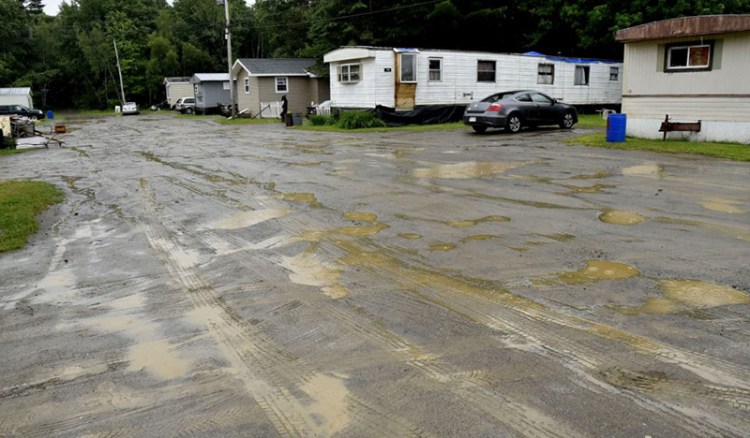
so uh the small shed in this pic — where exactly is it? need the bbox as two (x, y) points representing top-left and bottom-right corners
(323, 46), (622, 111)
(190, 73), (231, 114)
(163, 77), (193, 108)
(616, 15), (750, 144)
(0, 88), (33, 108)
(231, 58), (329, 118)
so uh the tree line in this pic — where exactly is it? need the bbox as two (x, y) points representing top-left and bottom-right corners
(2, 0), (748, 110)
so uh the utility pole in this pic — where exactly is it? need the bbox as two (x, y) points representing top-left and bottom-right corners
(220, 0), (236, 118)
(113, 38), (126, 106)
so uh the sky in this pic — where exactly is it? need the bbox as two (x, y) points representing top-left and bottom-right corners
(43, 0), (177, 16)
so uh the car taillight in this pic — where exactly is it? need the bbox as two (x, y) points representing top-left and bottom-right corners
(487, 103), (503, 112)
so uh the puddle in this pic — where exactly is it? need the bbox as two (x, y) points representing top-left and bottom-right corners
(127, 339), (190, 380)
(702, 199), (745, 214)
(461, 234), (497, 242)
(614, 280), (750, 315)
(213, 208), (291, 230)
(599, 210), (646, 225)
(282, 192), (320, 207)
(429, 243), (456, 251)
(281, 251), (349, 299)
(537, 233), (576, 242)
(413, 161), (529, 179)
(343, 212), (378, 223)
(398, 233), (422, 239)
(571, 170), (611, 180)
(536, 260), (640, 285)
(339, 212), (389, 236)
(447, 215), (510, 227)
(655, 217), (750, 241)
(560, 183), (614, 194)
(621, 163), (664, 177)
(301, 373), (350, 435)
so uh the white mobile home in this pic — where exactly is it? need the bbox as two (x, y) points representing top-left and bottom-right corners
(163, 77), (193, 108)
(616, 15), (750, 144)
(0, 88), (33, 108)
(190, 73), (231, 114)
(323, 46), (622, 111)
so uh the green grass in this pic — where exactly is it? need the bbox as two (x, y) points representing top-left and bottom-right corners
(575, 113), (608, 129)
(0, 180), (63, 252)
(299, 121), (466, 133)
(567, 133), (750, 161)
(217, 117), (279, 125)
(0, 148), (37, 157)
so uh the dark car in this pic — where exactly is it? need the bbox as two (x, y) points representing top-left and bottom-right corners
(0, 104), (45, 120)
(463, 90), (577, 134)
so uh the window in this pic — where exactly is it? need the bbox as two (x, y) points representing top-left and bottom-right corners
(275, 77), (288, 93)
(537, 63), (554, 84)
(666, 41), (712, 71)
(244, 77), (250, 94)
(609, 67), (619, 81)
(515, 93), (532, 102)
(530, 93), (553, 104)
(428, 58), (442, 81)
(338, 63), (361, 83)
(400, 53), (416, 83)
(477, 60), (496, 82)
(574, 65), (590, 85)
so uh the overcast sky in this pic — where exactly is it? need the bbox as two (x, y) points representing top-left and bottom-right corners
(43, 0), (181, 16)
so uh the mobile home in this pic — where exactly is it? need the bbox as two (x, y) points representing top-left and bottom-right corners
(323, 46), (623, 111)
(616, 15), (750, 144)
(0, 88), (33, 108)
(190, 73), (231, 114)
(163, 77), (193, 108)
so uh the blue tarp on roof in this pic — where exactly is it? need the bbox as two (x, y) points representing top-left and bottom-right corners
(523, 51), (619, 64)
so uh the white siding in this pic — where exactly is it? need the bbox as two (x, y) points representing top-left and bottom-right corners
(329, 51), (395, 108)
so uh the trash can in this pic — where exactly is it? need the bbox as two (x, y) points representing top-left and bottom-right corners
(292, 113), (303, 126)
(285, 114), (293, 126)
(606, 113), (627, 143)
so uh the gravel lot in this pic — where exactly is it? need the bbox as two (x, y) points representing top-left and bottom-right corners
(1, 113), (749, 437)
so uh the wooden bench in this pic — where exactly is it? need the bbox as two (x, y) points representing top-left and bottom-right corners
(658, 114), (701, 140)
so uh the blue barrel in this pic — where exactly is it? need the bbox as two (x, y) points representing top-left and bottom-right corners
(606, 113), (627, 142)
(46, 110), (54, 120)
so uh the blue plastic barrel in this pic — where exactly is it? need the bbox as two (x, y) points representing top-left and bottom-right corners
(606, 113), (627, 142)
(46, 110), (54, 120)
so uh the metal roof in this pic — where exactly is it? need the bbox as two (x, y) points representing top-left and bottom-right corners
(0, 87), (31, 95)
(235, 58), (316, 76)
(191, 73), (229, 83)
(616, 14), (750, 43)
(164, 77), (191, 84)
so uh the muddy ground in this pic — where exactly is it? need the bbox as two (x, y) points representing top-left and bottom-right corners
(1, 113), (749, 437)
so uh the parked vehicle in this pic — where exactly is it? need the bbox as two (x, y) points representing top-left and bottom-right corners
(463, 90), (577, 134)
(122, 102), (139, 116)
(0, 104), (45, 120)
(174, 97), (195, 114)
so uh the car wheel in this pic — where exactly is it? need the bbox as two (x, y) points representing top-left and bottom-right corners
(185, 108), (194, 115)
(472, 125), (487, 134)
(506, 114), (522, 133)
(560, 111), (575, 129)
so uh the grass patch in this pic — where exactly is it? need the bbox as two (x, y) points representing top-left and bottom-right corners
(0, 180), (63, 252)
(575, 113), (607, 129)
(567, 133), (750, 161)
(217, 117), (279, 125)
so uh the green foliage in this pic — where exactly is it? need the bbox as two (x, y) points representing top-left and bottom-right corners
(337, 111), (386, 129)
(0, 180), (63, 252)
(308, 114), (336, 126)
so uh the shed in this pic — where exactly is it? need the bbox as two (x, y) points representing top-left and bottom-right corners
(163, 77), (193, 108)
(190, 73), (231, 114)
(323, 46), (622, 111)
(231, 58), (329, 118)
(616, 15), (750, 144)
(0, 88), (33, 108)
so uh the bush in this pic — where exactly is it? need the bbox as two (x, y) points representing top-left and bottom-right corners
(337, 111), (385, 129)
(308, 114), (335, 126)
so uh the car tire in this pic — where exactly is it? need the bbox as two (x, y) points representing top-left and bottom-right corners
(185, 108), (194, 115)
(472, 125), (487, 134)
(560, 111), (575, 129)
(506, 114), (522, 133)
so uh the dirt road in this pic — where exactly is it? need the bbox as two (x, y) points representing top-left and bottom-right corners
(1, 113), (749, 437)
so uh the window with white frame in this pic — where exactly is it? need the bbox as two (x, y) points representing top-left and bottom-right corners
(244, 77), (250, 94)
(400, 53), (417, 83)
(609, 67), (619, 81)
(665, 41), (712, 71)
(275, 77), (288, 93)
(428, 58), (442, 81)
(338, 63), (361, 83)
(574, 65), (590, 85)
(537, 63), (554, 84)
(477, 60), (496, 82)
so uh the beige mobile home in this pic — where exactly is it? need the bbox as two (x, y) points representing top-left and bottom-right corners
(163, 77), (193, 108)
(231, 58), (329, 118)
(323, 46), (623, 111)
(616, 15), (750, 144)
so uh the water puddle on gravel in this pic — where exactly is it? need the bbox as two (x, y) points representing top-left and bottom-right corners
(613, 280), (750, 315)
(702, 198), (745, 214)
(535, 260), (640, 285)
(447, 215), (510, 227)
(127, 340), (190, 380)
(301, 373), (351, 435)
(398, 233), (422, 239)
(282, 192), (320, 207)
(413, 161), (530, 179)
(281, 251), (349, 299)
(339, 212), (390, 237)
(599, 210), (646, 225)
(429, 243), (456, 251)
(621, 163), (664, 177)
(213, 208), (291, 230)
